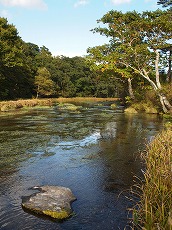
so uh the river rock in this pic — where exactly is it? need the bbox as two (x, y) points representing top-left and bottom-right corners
(22, 185), (76, 220)
(124, 107), (138, 114)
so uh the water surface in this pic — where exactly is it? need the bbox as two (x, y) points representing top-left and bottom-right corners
(0, 103), (163, 229)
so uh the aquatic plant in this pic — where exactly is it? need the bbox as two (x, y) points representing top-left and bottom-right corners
(110, 103), (117, 109)
(99, 112), (114, 118)
(57, 103), (81, 111)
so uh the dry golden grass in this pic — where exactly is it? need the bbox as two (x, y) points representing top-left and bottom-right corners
(0, 97), (119, 112)
(54, 97), (119, 103)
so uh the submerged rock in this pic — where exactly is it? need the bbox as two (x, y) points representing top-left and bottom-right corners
(22, 186), (76, 220)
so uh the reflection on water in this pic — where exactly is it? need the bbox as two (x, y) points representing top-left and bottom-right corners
(0, 103), (163, 230)
(55, 131), (101, 149)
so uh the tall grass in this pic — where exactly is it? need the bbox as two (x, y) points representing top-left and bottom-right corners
(0, 97), (119, 112)
(134, 128), (172, 229)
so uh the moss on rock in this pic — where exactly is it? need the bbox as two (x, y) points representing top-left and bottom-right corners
(43, 209), (69, 219)
(124, 107), (138, 114)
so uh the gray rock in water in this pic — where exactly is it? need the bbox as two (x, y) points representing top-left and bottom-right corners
(22, 185), (76, 220)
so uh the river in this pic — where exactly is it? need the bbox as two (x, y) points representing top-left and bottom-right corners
(0, 102), (163, 230)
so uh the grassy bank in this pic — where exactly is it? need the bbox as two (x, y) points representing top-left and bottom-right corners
(134, 128), (172, 229)
(0, 97), (119, 112)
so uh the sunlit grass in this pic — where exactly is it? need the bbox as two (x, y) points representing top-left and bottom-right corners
(134, 128), (172, 229)
(0, 97), (119, 112)
(54, 97), (119, 103)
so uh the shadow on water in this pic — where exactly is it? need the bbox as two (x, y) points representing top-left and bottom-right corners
(0, 102), (163, 230)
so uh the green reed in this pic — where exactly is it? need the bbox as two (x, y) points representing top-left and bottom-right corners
(134, 128), (172, 229)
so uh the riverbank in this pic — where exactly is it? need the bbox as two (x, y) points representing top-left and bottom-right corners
(0, 97), (119, 112)
(134, 127), (172, 229)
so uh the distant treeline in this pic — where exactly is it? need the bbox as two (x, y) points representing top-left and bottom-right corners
(0, 18), (125, 100)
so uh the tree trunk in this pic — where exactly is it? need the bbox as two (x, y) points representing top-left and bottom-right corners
(36, 85), (39, 99)
(123, 60), (172, 113)
(155, 50), (162, 89)
(159, 94), (168, 113)
(155, 50), (172, 113)
(141, 67), (172, 113)
(158, 93), (172, 113)
(167, 50), (172, 83)
(128, 78), (135, 100)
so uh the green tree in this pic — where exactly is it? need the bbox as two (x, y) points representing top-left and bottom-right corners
(0, 18), (34, 99)
(0, 18), (23, 68)
(68, 56), (95, 96)
(88, 9), (172, 113)
(157, 1), (172, 84)
(35, 46), (53, 68)
(157, 0), (172, 7)
(34, 67), (56, 98)
(23, 42), (40, 73)
(50, 56), (95, 97)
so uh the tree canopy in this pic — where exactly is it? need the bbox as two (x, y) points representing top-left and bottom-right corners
(0, 17), (124, 100)
(157, 0), (172, 7)
(87, 9), (172, 112)
(0, 18), (24, 68)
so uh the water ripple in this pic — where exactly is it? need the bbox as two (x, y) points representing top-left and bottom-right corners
(54, 131), (101, 150)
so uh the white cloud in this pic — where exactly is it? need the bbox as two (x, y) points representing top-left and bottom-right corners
(0, 0), (47, 10)
(74, 0), (89, 8)
(111, 0), (131, 5)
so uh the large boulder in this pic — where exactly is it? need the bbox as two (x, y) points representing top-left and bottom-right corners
(22, 186), (76, 220)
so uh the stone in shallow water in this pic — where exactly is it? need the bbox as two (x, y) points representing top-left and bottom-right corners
(22, 186), (76, 220)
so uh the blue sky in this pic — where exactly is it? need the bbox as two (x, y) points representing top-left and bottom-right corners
(0, 0), (161, 57)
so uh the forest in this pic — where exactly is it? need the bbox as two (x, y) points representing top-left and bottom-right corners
(0, 0), (172, 113)
(0, 17), (124, 100)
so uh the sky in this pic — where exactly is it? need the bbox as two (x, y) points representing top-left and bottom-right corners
(0, 0), (161, 57)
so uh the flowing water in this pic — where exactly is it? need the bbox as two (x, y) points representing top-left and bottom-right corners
(0, 102), (163, 230)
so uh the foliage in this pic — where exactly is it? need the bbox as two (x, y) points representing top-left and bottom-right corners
(157, 0), (172, 7)
(0, 18), (35, 99)
(87, 9), (172, 112)
(35, 67), (56, 98)
(0, 18), (23, 68)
